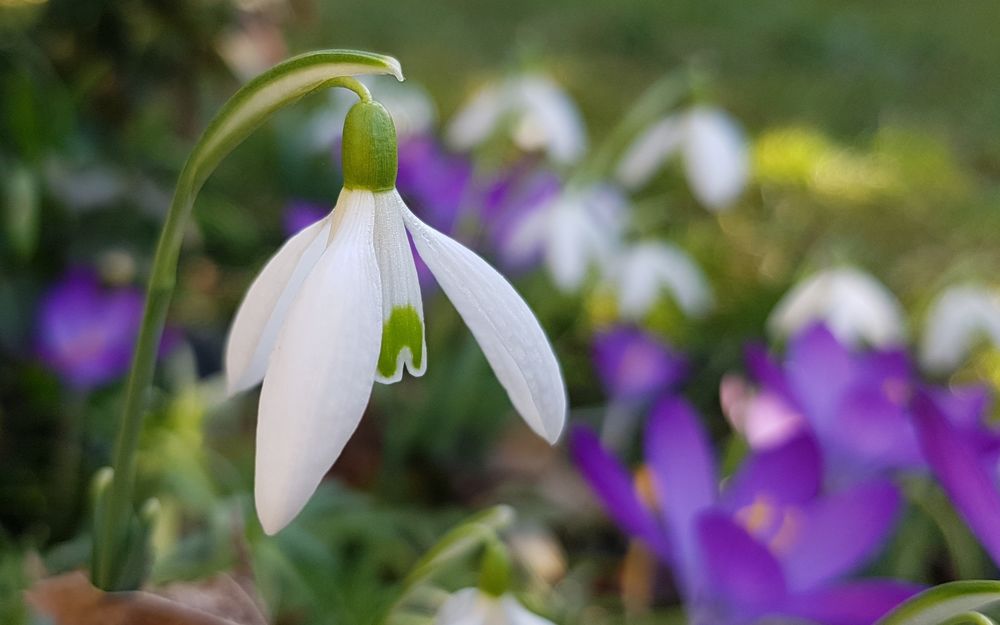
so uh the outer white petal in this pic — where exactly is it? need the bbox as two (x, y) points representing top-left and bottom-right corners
(768, 267), (905, 347)
(513, 75), (587, 165)
(500, 594), (557, 625)
(614, 242), (713, 319)
(373, 191), (427, 383)
(615, 115), (685, 189)
(921, 285), (1000, 373)
(435, 588), (494, 625)
(401, 205), (567, 443)
(225, 216), (331, 394)
(682, 106), (749, 211)
(447, 81), (510, 151)
(254, 190), (381, 535)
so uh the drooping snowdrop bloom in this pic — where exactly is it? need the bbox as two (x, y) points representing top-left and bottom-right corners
(226, 99), (566, 534)
(768, 267), (905, 348)
(435, 588), (555, 625)
(447, 73), (587, 165)
(481, 166), (562, 271)
(921, 284), (1000, 374)
(503, 183), (628, 292)
(616, 106), (749, 211)
(608, 241), (714, 320)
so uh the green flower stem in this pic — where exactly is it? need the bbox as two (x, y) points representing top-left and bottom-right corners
(90, 50), (402, 590)
(938, 613), (998, 625)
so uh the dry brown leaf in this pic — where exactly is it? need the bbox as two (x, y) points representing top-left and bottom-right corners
(25, 571), (270, 625)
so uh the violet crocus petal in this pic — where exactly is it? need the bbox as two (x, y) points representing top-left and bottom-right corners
(282, 200), (328, 237)
(742, 391), (807, 449)
(858, 348), (912, 388)
(696, 511), (787, 613)
(832, 384), (923, 473)
(591, 326), (688, 403)
(485, 168), (562, 271)
(646, 397), (718, 587)
(397, 135), (472, 234)
(785, 323), (854, 430)
(912, 389), (1000, 566)
(780, 479), (901, 592)
(779, 580), (923, 625)
(722, 434), (821, 512)
(569, 426), (671, 559)
(745, 342), (795, 404)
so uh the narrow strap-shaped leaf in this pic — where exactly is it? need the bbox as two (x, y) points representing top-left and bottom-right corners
(876, 581), (1000, 625)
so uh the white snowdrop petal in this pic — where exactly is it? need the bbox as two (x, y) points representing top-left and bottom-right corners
(515, 75), (587, 165)
(768, 268), (905, 347)
(500, 595), (557, 625)
(401, 205), (567, 443)
(372, 191), (427, 383)
(615, 115), (685, 189)
(447, 82), (509, 151)
(615, 242), (713, 319)
(225, 215), (331, 394)
(435, 588), (494, 625)
(922, 285), (1000, 373)
(682, 107), (749, 211)
(254, 190), (382, 534)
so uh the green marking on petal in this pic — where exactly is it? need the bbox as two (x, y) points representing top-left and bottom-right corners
(378, 305), (424, 378)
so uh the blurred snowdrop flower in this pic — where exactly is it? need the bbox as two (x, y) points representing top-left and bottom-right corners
(226, 101), (566, 534)
(447, 73), (587, 165)
(505, 183), (627, 292)
(921, 285), (1000, 373)
(435, 588), (555, 625)
(769, 268), (905, 347)
(609, 241), (713, 320)
(305, 76), (437, 152)
(616, 106), (749, 211)
(215, 17), (288, 83)
(481, 167), (563, 270)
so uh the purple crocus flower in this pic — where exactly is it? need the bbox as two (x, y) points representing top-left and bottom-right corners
(35, 269), (147, 389)
(592, 326), (687, 404)
(571, 397), (920, 625)
(396, 134), (472, 234)
(283, 200), (328, 237)
(912, 389), (1000, 566)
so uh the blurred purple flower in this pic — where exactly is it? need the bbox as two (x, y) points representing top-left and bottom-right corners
(571, 397), (920, 625)
(592, 326), (687, 404)
(283, 200), (328, 237)
(912, 390), (1000, 566)
(480, 165), (562, 271)
(35, 269), (177, 390)
(732, 323), (993, 484)
(396, 134), (472, 234)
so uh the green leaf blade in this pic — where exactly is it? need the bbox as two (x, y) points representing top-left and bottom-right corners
(877, 581), (1000, 625)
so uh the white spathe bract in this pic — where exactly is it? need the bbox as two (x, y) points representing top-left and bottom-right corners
(435, 588), (555, 625)
(921, 285), (1000, 373)
(226, 188), (566, 534)
(447, 73), (587, 165)
(505, 183), (628, 292)
(768, 267), (905, 347)
(609, 241), (714, 320)
(616, 106), (749, 211)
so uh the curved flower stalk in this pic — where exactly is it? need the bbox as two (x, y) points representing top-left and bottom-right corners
(227, 96), (566, 534)
(571, 397), (919, 625)
(606, 240), (714, 320)
(447, 73), (587, 165)
(616, 106), (749, 211)
(728, 323), (993, 484)
(91, 50), (405, 591)
(501, 182), (628, 292)
(876, 581), (1000, 625)
(921, 284), (1000, 374)
(768, 267), (906, 348)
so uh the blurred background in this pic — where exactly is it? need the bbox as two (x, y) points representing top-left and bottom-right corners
(3, 1), (1000, 623)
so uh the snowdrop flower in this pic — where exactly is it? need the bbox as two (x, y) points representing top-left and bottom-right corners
(921, 285), (1000, 373)
(447, 73), (587, 165)
(504, 183), (627, 292)
(768, 267), (905, 347)
(435, 588), (555, 625)
(608, 241), (713, 320)
(226, 98), (566, 534)
(616, 106), (749, 211)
